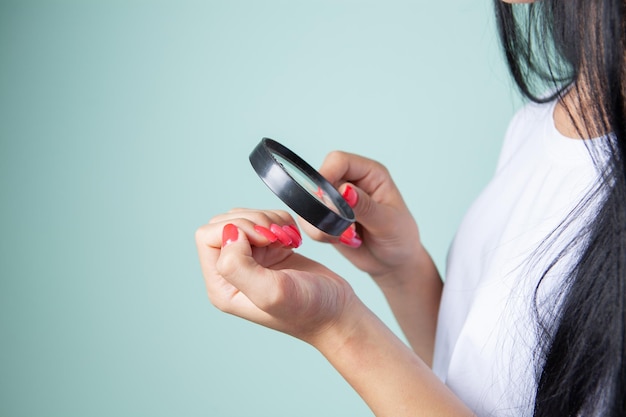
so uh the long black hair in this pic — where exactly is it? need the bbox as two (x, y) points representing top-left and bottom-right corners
(494, 0), (625, 415)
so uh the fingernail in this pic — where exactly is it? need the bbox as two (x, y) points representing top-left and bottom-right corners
(341, 225), (356, 239)
(254, 225), (278, 242)
(286, 224), (302, 239)
(222, 223), (239, 247)
(339, 225), (362, 248)
(270, 224), (292, 246)
(342, 185), (358, 208)
(282, 225), (302, 248)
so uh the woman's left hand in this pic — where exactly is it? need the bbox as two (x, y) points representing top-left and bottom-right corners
(195, 208), (358, 344)
(196, 209), (474, 417)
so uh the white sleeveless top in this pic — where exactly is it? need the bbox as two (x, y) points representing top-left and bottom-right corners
(432, 100), (601, 416)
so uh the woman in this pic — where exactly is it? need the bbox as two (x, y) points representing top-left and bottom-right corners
(195, 0), (625, 415)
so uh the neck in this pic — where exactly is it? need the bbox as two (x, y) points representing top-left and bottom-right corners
(554, 81), (608, 140)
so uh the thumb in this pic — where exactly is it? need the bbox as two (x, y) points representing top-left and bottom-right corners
(216, 224), (283, 311)
(339, 183), (390, 234)
(217, 223), (256, 282)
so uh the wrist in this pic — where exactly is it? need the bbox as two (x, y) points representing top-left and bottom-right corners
(307, 292), (472, 417)
(371, 244), (440, 291)
(305, 295), (371, 356)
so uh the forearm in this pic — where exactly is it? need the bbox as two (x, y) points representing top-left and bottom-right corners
(373, 245), (443, 365)
(313, 300), (471, 417)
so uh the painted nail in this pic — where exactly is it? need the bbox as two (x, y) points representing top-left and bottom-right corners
(342, 225), (356, 239)
(270, 223), (292, 246)
(222, 223), (239, 247)
(342, 185), (358, 208)
(339, 225), (362, 248)
(286, 224), (302, 239)
(254, 225), (278, 242)
(282, 225), (302, 248)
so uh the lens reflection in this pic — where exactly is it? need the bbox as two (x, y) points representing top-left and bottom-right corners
(272, 152), (340, 214)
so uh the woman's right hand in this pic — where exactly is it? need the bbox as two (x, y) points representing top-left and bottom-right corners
(304, 151), (442, 363)
(302, 151), (425, 288)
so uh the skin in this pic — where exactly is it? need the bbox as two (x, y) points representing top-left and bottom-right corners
(196, 202), (472, 416)
(196, 1), (601, 416)
(554, 97), (585, 139)
(196, 114), (582, 414)
(497, 0), (585, 139)
(195, 153), (471, 416)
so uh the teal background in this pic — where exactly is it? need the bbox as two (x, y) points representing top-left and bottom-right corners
(0, 1), (521, 416)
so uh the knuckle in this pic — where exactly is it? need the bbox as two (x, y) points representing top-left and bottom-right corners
(274, 210), (295, 224)
(208, 292), (233, 314)
(377, 162), (390, 176)
(326, 150), (348, 165)
(207, 214), (223, 224)
(274, 209), (291, 218)
(227, 207), (247, 214)
(359, 191), (376, 218)
(194, 225), (209, 244)
(369, 159), (390, 178)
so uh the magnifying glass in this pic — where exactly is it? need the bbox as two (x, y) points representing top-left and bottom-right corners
(249, 138), (355, 236)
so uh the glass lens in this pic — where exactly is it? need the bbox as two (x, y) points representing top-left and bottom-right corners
(272, 152), (340, 214)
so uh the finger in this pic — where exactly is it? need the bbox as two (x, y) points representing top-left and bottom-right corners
(254, 222), (302, 248)
(203, 211), (302, 248)
(297, 217), (335, 243)
(196, 222), (286, 320)
(301, 180), (393, 243)
(197, 218), (277, 249)
(337, 182), (393, 235)
(195, 225), (239, 312)
(216, 224), (291, 313)
(338, 223), (363, 249)
(209, 209), (295, 226)
(295, 181), (367, 245)
(318, 151), (393, 199)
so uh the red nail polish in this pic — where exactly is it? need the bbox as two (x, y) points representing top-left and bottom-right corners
(342, 185), (358, 208)
(222, 223), (238, 247)
(254, 225), (278, 242)
(282, 225), (302, 248)
(340, 234), (362, 248)
(339, 226), (362, 248)
(286, 224), (302, 239)
(270, 224), (292, 246)
(341, 225), (356, 239)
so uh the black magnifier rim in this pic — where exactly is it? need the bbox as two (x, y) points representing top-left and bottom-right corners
(249, 138), (355, 236)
